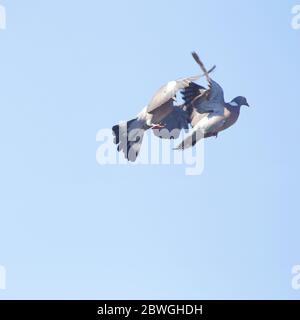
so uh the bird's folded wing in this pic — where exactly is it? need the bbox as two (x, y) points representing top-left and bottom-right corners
(147, 75), (200, 113)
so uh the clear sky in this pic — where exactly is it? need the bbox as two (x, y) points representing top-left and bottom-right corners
(0, 0), (300, 299)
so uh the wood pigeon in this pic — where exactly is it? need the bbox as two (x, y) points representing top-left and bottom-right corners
(173, 52), (249, 149)
(112, 69), (215, 161)
(112, 52), (248, 161)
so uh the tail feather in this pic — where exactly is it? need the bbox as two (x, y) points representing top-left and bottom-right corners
(112, 119), (145, 162)
(112, 119), (136, 145)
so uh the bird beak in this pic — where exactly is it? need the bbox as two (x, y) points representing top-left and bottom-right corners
(245, 102), (250, 107)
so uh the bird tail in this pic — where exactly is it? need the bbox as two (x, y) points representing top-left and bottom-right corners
(112, 118), (146, 162)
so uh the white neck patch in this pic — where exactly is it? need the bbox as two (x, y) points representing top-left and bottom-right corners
(229, 101), (239, 107)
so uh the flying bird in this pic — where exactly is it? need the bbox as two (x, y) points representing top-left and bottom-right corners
(173, 52), (249, 149)
(112, 67), (215, 161)
(112, 52), (249, 161)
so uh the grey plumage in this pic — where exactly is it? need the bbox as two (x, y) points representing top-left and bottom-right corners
(112, 74), (206, 161)
(152, 105), (190, 139)
(112, 52), (249, 160)
(175, 53), (249, 149)
(147, 75), (200, 113)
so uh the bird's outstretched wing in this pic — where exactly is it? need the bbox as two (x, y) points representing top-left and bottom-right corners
(181, 82), (207, 112)
(182, 52), (224, 114)
(146, 75), (200, 113)
(147, 53), (216, 114)
(182, 80), (225, 115)
(173, 53), (226, 149)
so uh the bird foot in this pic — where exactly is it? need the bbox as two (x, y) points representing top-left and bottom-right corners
(151, 123), (165, 129)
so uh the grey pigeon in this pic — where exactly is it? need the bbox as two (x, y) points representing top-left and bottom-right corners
(175, 52), (249, 149)
(112, 74), (202, 161)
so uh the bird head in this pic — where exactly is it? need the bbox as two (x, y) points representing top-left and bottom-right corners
(231, 96), (249, 107)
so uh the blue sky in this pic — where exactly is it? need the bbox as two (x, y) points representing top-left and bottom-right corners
(0, 0), (300, 299)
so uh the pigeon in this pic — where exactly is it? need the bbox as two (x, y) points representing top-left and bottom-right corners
(112, 65), (215, 161)
(174, 52), (249, 149)
(112, 52), (248, 160)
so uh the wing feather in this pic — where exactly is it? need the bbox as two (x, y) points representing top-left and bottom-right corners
(152, 105), (189, 139)
(147, 75), (200, 113)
